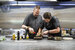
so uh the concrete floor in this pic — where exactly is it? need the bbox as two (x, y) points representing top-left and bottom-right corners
(0, 38), (75, 50)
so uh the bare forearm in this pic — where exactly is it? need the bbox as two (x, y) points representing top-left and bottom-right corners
(22, 25), (29, 29)
(38, 28), (42, 33)
(48, 29), (59, 33)
(48, 27), (60, 34)
(37, 28), (42, 34)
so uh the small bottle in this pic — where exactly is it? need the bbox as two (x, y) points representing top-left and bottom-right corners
(12, 33), (15, 40)
(20, 36), (22, 40)
(25, 30), (29, 39)
(26, 34), (29, 39)
(23, 33), (25, 39)
(17, 31), (20, 40)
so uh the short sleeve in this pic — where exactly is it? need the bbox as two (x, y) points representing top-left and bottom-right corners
(53, 18), (60, 28)
(39, 20), (44, 29)
(22, 15), (29, 26)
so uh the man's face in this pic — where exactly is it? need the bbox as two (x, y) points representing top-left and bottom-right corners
(33, 8), (40, 16)
(44, 18), (50, 23)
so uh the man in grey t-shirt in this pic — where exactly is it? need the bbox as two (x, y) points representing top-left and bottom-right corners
(22, 6), (42, 39)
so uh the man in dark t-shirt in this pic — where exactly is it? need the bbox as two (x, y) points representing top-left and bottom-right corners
(37, 12), (61, 37)
(22, 6), (42, 39)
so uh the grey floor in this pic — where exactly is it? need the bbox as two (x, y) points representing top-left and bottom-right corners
(0, 38), (75, 50)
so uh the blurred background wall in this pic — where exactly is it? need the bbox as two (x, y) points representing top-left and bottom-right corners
(0, 1), (75, 29)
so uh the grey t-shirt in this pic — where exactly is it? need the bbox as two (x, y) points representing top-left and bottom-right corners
(23, 13), (42, 33)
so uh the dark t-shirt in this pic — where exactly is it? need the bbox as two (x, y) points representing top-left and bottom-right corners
(23, 13), (42, 38)
(40, 17), (61, 36)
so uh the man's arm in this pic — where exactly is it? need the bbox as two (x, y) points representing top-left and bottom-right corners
(36, 28), (42, 36)
(36, 20), (44, 36)
(22, 25), (34, 33)
(38, 28), (42, 33)
(22, 25), (29, 30)
(48, 27), (60, 33)
(22, 14), (31, 30)
(48, 18), (60, 34)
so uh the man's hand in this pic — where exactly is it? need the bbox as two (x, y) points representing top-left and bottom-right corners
(43, 30), (49, 35)
(22, 25), (27, 29)
(22, 25), (29, 29)
(29, 27), (34, 33)
(36, 33), (41, 36)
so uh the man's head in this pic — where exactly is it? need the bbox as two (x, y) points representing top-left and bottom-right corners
(43, 12), (52, 23)
(33, 5), (40, 16)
